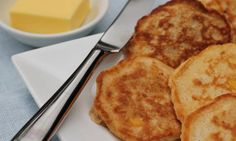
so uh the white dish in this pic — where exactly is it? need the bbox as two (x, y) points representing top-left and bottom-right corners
(0, 0), (108, 47)
(11, 0), (170, 140)
(12, 33), (124, 141)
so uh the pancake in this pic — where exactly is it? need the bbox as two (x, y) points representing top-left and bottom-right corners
(199, 0), (236, 42)
(169, 43), (236, 122)
(182, 94), (236, 141)
(91, 57), (181, 141)
(125, 0), (231, 68)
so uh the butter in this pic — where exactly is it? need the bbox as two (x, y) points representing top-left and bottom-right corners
(10, 0), (90, 34)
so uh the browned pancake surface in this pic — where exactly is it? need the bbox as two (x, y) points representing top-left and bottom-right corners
(91, 57), (181, 141)
(169, 43), (236, 122)
(126, 0), (231, 68)
(199, 0), (236, 42)
(182, 94), (236, 141)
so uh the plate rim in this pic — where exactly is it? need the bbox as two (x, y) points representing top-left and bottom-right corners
(11, 33), (106, 141)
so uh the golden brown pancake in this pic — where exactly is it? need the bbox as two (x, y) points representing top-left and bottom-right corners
(125, 0), (231, 68)
(91, 57), (181, 141)
(182, 94), (236, 141)
(199, 0), (236, 42)
(169, 43), (236, 122)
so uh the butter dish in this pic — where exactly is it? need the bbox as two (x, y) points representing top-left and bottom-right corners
(0, 0), (108, 47)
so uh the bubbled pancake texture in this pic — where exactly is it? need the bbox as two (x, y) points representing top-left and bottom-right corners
(199, 0), (236, 42)
(170, 44), (236, 122)
(126, 0), (231, 68)
(182, 94), (236, 141)
(92, 57), (181, 141)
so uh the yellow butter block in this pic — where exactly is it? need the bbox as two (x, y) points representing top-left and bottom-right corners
(10, 0), (90, 34)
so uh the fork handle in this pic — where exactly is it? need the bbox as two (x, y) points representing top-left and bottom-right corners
(11, 47), (106, 141)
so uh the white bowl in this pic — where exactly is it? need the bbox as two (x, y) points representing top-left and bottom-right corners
(0, 0), (108, 47)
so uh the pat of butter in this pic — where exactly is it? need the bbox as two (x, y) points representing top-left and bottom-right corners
(10, 0), (90, 34)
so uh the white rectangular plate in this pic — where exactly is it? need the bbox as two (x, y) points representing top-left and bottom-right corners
(12, 33), (124, 141)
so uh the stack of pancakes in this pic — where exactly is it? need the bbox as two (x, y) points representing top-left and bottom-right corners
(90, 0), (236, 140)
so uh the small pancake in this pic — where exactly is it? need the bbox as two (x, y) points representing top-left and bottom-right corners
(169, 43), (236, 122)
(182, 94), (236, 141)
(91, 57), (181, 141)
(199, 0), (236, 42)
(125, 0), (231, 68)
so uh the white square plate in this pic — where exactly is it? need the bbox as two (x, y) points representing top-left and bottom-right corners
(11, 1), (170, 140)
(12, 33), (124, 141)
